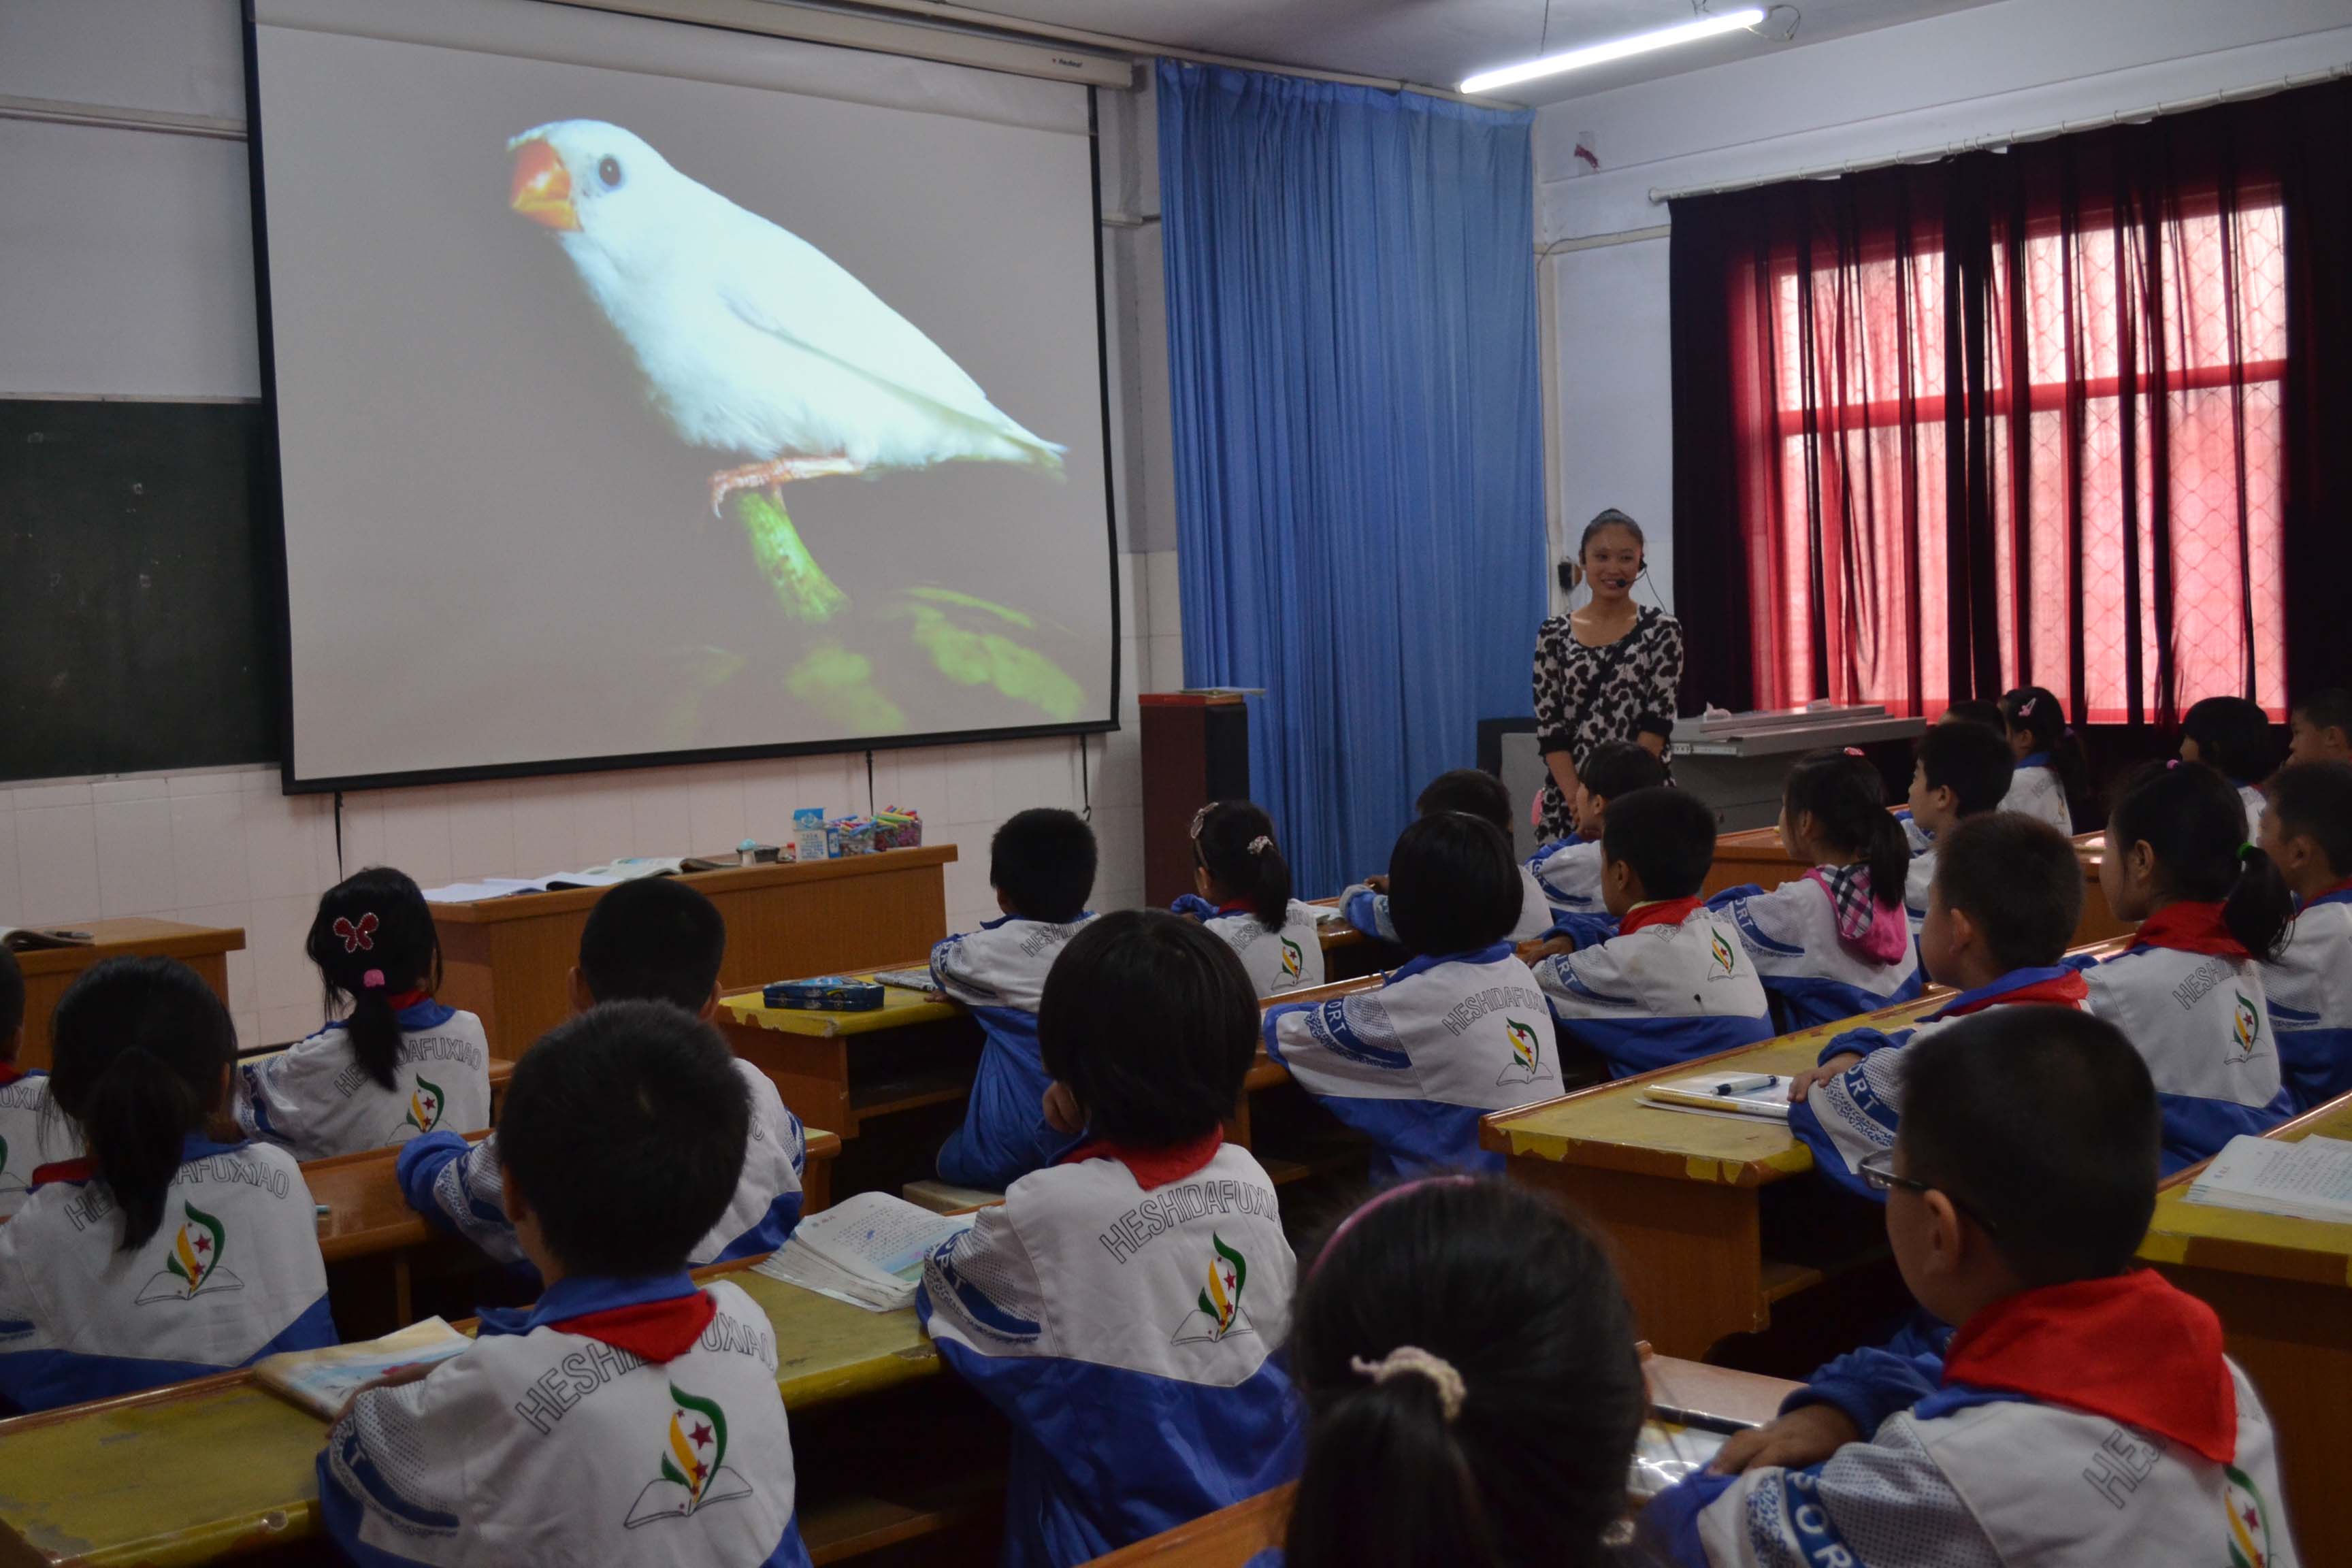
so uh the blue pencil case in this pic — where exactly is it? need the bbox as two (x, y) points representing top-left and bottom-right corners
(763, 976), (886, 1012)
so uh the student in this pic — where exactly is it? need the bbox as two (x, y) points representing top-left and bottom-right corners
(1895, 702), (2009, 851)
(1345, 769), (1558, 943)
(1709, 750), (1923, 1030)
(1523, 740), (1669, 921)
(920, 912), (1298, 1568)
(931, 808), (1098, 1191)
(0, 948), (47, 1218)
(0, 958), (333, 1412)
(399, 877), (806, 1271)
(2286, 687), (2352, 767)
(2082, 760), (2293, 1171)
(236, 867), (492, 1162)
(323, 1001), (809, 1567)
(2180, 694), (2281, 836)
(1268, 813), (1558, 1177)
(1997, 685), (2087, 834)
(1648, 1009), (2298, 1566)
(1529, 787), (1771, 1079)
(1260, 1177), (1644, 1568)
(1788, 814), (2087, 1198)
(1899, 721), (2016, 932)
(1175, 801), (1326, 996)
(1939, 698), (2006, 732)
(2254, 762), (2352, 1110)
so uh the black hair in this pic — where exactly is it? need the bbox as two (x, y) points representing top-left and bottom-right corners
(1940, 699), (2006, 732)
(2108, 760), (2292, 960)
(1039, 911), (1257, 1147)
(497, 1000), (749, 1276)
(1284, 1179), (1644, 1568)
(2180, 696), (2279, 787)
(990, 808), (1097, 924)
(1416, 769), (1512, 837)
(1899, 1008), (2159, 1286)
(578, 877), (726, 1011)
(1386, 813), (1520, 958)
(1782, 749), (1909, 897)
(1192, 801), (1294, 932)
(2291, 687), (2352, 738)
(305, 866), (439, 1093)
(0, 946), (22, 1045)
(1932, 815), (2084, 973)
(1578, 739), (1669, 807)
(46, 958), (238, 1250)
(1914, 721), (2016, 819)
(1599, 787), (1716, 901)
(1557, 508), (1644, 595)
(1999, 686), (2092, 819)
(2262, 762), (2352, 880)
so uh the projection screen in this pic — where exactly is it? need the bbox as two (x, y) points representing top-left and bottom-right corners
(249, 0), (1116, 788)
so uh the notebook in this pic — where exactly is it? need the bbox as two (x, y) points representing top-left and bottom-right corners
(1637, 1071), (1792, 1122)
(2184, 1134), (2352, 1225)
(254, 1318), (471, 1418)
(868, 968), (940, 993)
(753, 1191), (975, 1312)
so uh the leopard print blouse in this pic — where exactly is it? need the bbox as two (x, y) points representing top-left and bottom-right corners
(1532, 605), (1684, 843)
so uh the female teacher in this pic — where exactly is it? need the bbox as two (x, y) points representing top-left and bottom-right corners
(1532, 508), (1684, 844)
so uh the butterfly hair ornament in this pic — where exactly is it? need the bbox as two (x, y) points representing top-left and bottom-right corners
(333, 913), (380, 953)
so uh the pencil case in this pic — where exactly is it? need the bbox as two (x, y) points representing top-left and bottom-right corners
(763, 977), (885, 1012)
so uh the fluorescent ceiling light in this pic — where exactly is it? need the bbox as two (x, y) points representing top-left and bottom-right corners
(1461, 7), (1767, 95)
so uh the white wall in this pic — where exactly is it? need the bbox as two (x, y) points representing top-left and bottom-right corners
(1533, 0), (2352, 632)
(0, 0), (1186, 1046)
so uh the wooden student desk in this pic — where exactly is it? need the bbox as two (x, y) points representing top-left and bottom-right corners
(430, 846), (958, 1059)
(1701, 828), (2129, 945)
(13, 920), (246, 1071)
(2138, 1092), (2352, 1565)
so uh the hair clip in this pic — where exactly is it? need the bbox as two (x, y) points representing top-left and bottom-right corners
(333, 913), (379, 953)
(2019, 696), (2038, 717)
(2062, 725), (2075, 737)
(1843, 747), (1865, 758)
(1247, 835), (1275, 855)
(361, 968), (386, 990)
(2238, 843), (2257, 864)
(1350, 1347), (1466, 1422)
(1188, 804), (1211, 840)
(2167, 758), (2181, 769)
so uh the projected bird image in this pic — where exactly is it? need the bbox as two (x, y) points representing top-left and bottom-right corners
(505, 118), (1083, 731)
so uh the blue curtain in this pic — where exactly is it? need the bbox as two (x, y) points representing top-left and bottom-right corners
(1156, 60), (1546, 898)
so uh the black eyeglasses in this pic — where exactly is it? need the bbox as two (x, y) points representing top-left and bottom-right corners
(1859, 1149), (2002, 1236)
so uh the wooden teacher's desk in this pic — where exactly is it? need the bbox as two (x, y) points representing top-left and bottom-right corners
(14, 919), (246, 1071)
(429, 845), (958, 1058)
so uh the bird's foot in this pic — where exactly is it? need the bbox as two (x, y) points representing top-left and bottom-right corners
(733, 491), (849, 623)
(707, 456), (864, 516)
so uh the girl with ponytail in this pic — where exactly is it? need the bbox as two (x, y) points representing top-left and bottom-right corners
(2080, 760), (2295, 1171)
(1269, 1177), (1645, 1568)
(1998, 685), (2091, 834)
(1708, 749), (1925, 1030)
(1175, 802), (1326, 997)
(0, 958), (333, 1411)
(235, 866), (491, 1161)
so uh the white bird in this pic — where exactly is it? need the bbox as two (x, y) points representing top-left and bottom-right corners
(507, 119), (1064, 514)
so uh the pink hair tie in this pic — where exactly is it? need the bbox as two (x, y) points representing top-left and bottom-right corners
(361, 969), (386, 990)
(1843, 747), (1865, 758)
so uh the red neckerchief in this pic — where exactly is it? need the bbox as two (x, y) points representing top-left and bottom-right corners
(1213, 901), (1252, 917)
(1944, 1271), (2236, 1464)
(1619, 896), (1703, 936)
(551, 1291), (718, 1363)
(383, 987), (432, 1009)
(2136, 902), (2251, 960)
(0, 1062), (24, 1090)
(30, 1158), (95, 1188)
(1940, 972), (2090, 1017)
(1060, 1128), (1225, 1190)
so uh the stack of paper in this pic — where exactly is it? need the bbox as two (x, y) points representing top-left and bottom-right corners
(868, 968), (939, 993)
(753, 1191), (975, 1312)
(2185, 1134), (2352, 1224)
(254, 1318), (471, 1418)
(1637, 1071), (1792, 1122)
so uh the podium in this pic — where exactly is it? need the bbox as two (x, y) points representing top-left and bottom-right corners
(1139, 691), (1251, 909)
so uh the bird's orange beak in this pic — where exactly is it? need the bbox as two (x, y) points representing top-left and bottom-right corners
(510, 140), (579, 231)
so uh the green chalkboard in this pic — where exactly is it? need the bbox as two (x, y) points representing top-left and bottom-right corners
(0, 399), (279, 783)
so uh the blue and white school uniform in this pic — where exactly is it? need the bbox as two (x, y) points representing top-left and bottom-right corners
(1173, 896), (1325, 997)
(235, 997), (493, 1162)
(2237, 781), (2268, 840)
(0, 1065), (54, 1220)
(1531, 898), (1772, 1079)
(1790, 967), (2089, 1200)
(2002, 752), (2074, 834)
(1901, 842), (1936, 936)
(0, 1134), (334, 1411)
(1895, 808), (1931, 855)
(1709, 868), (1924, 1030)
(1526, 836), (1604, 919)
(2080, 903), (2293, 1173)
(931, 915), (1095, 1191)
(321, 1273), (808, 1568)
(397, 1059), (806, 1272)
(1343, 867), (1554, 945)
(1647, 1271), (2297, 1568)
(1264, 944), (1561, 1177)
(918, 1136), (1298, 1568)
(2265, 881), (2352, 1111)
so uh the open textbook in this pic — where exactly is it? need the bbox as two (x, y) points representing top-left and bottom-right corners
(754, 1190), (975, 1312)
(254, 1318), (472, 1418)
(0, 926), (95, 951)
(2185, 1134), (2352, 1225)
(1637, 1071), (1793, 1123)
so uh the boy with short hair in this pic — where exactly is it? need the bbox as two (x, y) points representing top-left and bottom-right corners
(1528, 787), (1771, 1079)
(2287, 688), (2352, 768)
(1788, 813), (2087, 1198)
(1526, 740), (1669, 919)
(921, 911), (1298, 1567)
(2255, 761), (2352, 1109)
(399, 877), (806, 1271)
(323, 1001), (812, 1567)
(1652, 1008), (2299, 1565)
(1899, 721), (2016, 931)
(0, 948), (48, 1218)
(930, 808), (1098, 1190)
(1344, 768), (1555, 943)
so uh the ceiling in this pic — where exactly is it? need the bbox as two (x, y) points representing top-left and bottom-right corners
(924, 0), (2010, 103)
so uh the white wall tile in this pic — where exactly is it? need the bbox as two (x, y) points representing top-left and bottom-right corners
(1093, 805), (1146, 906)
(244, 790), (328, 902)
(444, 785), (517, 880)
(91, 776), (169, 804)
(166, 770), (242, 798)
(224, 945), (257, 1019)
(334, 794), (385, 876)
(14, 781), (92, 810)
(15, 804), (99, 924)
(945, 745), (994, 826)
(628, 773), (693, 858)
(376, 792), (453, 889)
(508, 781), (578, 875)
(260, 1002), (321, 1047)
(685, 767), (748, 853)
(1148, 634), (1185, 693)
(571, 781), (636, 865)
(1095, 728), (1143, 811)
(1145, 549), (1183, 638)
(94, 796), (177, 917)
(169, 789), (250, 909)
(248, 892), (321, 1015)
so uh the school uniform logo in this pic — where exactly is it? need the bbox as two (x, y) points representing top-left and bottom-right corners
(397, 1075), (447, 1138)
(1496, 1018), (1553, 1086)
(625, 1384), (755, 1527)
(2225, 1464), (2274, 1568)
(2227, 993), (2261, 1062)
(1710, 930), (1737, 977)
(1279, 938), (1305, 981)
(136, 1201), (244, 1303)
(1171, 1233), (1255, 1345)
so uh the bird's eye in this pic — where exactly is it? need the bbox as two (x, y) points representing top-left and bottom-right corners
(598, 155), (623, 189)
